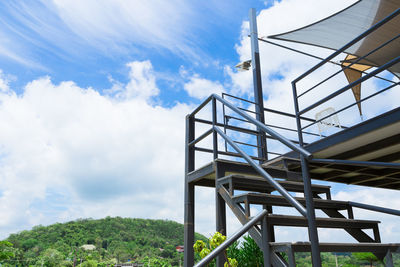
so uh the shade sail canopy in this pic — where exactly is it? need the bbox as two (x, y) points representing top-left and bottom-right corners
(268, 0), (400, 73)
(341, 55), (373, 115)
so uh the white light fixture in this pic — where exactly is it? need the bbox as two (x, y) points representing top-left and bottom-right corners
(235, 60), (251, 71)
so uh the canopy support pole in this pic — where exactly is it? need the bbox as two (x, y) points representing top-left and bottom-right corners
(249, 8), (268, 162)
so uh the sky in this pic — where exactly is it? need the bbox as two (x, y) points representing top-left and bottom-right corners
(0, 0), (399, 244)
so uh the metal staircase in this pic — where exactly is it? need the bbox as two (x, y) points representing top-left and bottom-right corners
(187, 155), (400, 266)
(184, 6), (400, 267)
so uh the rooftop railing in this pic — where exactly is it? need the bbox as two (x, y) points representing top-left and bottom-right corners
(291, 8), (400, 144)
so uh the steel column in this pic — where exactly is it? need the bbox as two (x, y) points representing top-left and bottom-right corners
(385, 250), (394, 267)
(215, 164), (226, 267)
(261, 205), (271, 267)
(184, 115), (195, 267)
(300, 156), (322, 266)
(212, 98), (218, 159)
(249, 8), (268, 162)
(212, 98), (226, 267)
(292, 82), (322, 267)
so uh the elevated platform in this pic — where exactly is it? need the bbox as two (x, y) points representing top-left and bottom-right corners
(268, 107), (400, 190)
(187, 159), (303, 186)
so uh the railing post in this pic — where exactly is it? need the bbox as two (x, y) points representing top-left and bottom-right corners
(292, 82), (322, 267)
(184, 115), (195, 267)
(213, 97), (226, 267)
(212, 97), (218, 159)
(249, 8), (268, 162)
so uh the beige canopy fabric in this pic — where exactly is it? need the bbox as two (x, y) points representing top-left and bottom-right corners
(268, 0), (400, 72)
(341, 55), (373, 116)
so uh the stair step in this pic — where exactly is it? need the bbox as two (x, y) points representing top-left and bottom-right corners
(262, 156), (299, 169)
(258, 214), (380, 229)
(233, 193), (348, 210)
(218, 174), (331, 198)
(270, 242), (400, 253)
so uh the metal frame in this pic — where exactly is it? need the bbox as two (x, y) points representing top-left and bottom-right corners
(184, 7), (400, 267)
(291, 8), (400, 142)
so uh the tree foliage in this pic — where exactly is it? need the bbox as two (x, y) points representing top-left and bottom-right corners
(2, 217), (206, 267)
(0, 241), (15, 261)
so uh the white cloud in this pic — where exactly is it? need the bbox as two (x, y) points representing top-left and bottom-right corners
(47, 0), (195, 54)
(0, 70), (11, 92)
(107, 61), (159, 101)
(184, 74), (225, 100)
(0, 61), (194, 238)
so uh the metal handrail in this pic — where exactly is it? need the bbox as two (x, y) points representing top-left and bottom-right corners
(215, 126), (307, 217)
(311, 158), (400, 169)
(348, 201), (400, 217)
(194, 209), (268, 267)
(301, 81), (400, 131)
(194, 118), (261, 136)
(212, 94), (312, 159)
(188, 129), (213, 147)
(299, 55), (400, 115)
(194, 146), (265, 161)
(189, 95), (213, 117)
(226, 114), (323, 137)
(258, 37), (396, 85)
(223, 92), (320, 123)
(297, 32), (400, 99)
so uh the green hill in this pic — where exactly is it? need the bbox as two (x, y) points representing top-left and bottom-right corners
(3, 217), (206, 267)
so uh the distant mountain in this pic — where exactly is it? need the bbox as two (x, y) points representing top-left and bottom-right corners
(4, 217), (206, 266)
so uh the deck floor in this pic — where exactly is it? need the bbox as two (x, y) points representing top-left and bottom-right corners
(273, 106), (400, 190)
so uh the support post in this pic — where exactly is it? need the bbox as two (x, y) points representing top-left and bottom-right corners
(215, 164), (226, 267)
(212, 98), (218, 159)
(300, 156), (322, 266)
(213, 99), (226, 267)
(292, 82), (322, 267)
(184, 115), (195, 267)
(385, 250), (394, 267)
(249, 8), (268, 162)
(261, 205), (271, 267)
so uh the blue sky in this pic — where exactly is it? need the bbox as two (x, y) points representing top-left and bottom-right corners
(0, 1), (266, 102)
(0, 0), (399, 243)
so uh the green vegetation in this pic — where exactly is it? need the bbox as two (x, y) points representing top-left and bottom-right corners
(0, 241), (15, 261)
(194, 232), (238, 267)
(1, 217), (206, 267)
(1, 217), (399, 267)
(193, 234), (400, 267)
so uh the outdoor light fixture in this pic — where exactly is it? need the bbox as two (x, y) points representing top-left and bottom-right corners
(235, 60), (251, 71)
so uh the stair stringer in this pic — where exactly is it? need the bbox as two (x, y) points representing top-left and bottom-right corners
(218, 185), (288, 267)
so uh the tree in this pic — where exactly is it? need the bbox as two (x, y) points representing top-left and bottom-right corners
(353, 252), (379, 267)
(0, 241), (14, 261)
(237, 236), (263, 267)
(80, 259), (98, 267)
(41, 248), (64, 267)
